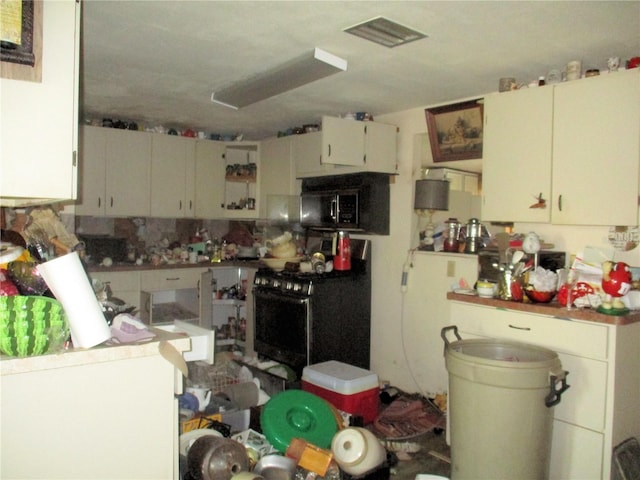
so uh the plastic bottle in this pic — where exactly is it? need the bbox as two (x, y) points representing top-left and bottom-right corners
(286, 438), (334, 477)
(211, 238), (222, 263)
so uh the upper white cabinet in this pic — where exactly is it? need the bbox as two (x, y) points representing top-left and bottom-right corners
(481, 69), (640, 226)
(0, 1), (81, 206)
(293, 131), (331, 178)
(150, 135), (196, 218)
(259, 136), (301, 219)
(482, 86), (553, 223)
(295, 117), (397, 178)
(75, 126), (152, 217)
(551, 69), (640, 226)
(194, 140), (225, 219)
(322, 116), (366, 167)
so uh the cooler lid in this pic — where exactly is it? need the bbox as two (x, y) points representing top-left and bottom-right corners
(302, 360), (378, 394)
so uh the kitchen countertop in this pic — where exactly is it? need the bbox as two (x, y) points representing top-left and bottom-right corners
(87, 259), (262, 273)
(0, 327), (191, 376)
(447, 292), (640, 326)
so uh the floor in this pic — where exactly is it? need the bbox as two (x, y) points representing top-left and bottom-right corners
(388, 429), (451, 480)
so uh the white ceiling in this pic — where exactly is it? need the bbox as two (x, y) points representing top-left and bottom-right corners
(81, 1), (640, 141)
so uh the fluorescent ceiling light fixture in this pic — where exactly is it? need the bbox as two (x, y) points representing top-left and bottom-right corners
(344, 16), (427, 48)
(211, 48), (347, 109)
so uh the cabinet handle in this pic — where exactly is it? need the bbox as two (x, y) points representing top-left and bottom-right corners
(558, 194), (563, 212)
(328, 144), (332, 157)
(98, 197), (101, 208)
(110, 197), (114, 207)
(165, 277), (180, 281)
(508, 324), (531, 331)
(363, 154), (367, 164)
(189, 200), (193, 210)
(179, 200), (182, 210)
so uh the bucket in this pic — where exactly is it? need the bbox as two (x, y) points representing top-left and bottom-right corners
(441, 326), (569, 480)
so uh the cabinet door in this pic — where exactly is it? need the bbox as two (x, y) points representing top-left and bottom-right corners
(90, 271), (140, 309)
(75, 126), (107, 216)
(550, 420), (604, 480)
(0, 1), (80, 203)
(481, 88), (553, 222)
(195, 140), (225, 219)
(322, 116), (365, 166)
(259, 136), (301, 218)
(552, 70), (640, 225)
(363, 121), (397, 173)
(105, 129), (152, 216)
(151, 135), (195, 218)
(293, 131), (332, 178)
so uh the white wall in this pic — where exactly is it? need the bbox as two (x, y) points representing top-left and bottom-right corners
(369, 103), (640, 395)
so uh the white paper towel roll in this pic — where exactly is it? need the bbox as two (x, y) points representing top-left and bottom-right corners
(37, 252), (111, 348)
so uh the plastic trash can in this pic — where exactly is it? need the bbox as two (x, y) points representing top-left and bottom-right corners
(441, 326), (570, 480)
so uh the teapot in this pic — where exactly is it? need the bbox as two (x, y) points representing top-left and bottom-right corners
(186, 386), (212, 412)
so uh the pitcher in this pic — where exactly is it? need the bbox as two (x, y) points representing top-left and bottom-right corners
(186, 385), (212, 411)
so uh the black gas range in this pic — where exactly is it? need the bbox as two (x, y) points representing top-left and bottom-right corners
(252, 240), (371, 376)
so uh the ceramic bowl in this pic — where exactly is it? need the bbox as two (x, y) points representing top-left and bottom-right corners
(476, 283), (496, 298)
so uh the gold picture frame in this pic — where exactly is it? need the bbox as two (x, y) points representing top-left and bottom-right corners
(425, 99), (483, 163)
(1, 0), (42, 82)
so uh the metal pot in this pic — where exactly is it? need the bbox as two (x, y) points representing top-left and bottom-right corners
(187, 436), (249, 480)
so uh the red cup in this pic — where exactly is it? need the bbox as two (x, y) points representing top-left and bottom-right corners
(628, 57), (640, 69)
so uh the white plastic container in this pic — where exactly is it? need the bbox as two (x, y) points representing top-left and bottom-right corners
(331, 427), (386, 476)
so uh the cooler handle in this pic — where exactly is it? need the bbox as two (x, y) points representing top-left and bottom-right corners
(545, 371), (570, 407)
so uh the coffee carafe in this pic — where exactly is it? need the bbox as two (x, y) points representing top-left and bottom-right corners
(464, 218), (484, 254)
(333, 231), (351, 271)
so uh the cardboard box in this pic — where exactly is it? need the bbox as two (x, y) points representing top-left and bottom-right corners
(302, 361), (379, 424)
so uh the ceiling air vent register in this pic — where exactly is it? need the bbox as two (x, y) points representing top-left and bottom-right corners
(344, 16), (428, 48)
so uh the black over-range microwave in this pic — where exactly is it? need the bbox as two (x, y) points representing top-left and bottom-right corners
(300, 173), (390, 235)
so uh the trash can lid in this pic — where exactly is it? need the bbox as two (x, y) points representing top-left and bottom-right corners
(449, 339), (558, 365)
(260, 390), (339, 452)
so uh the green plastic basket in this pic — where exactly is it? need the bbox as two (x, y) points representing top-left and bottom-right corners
(0, 295), (69, 357)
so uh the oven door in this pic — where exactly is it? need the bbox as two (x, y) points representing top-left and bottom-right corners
(253, 289), (310, 372)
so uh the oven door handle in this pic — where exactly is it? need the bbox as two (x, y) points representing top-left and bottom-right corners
(255, 289), (310, 303)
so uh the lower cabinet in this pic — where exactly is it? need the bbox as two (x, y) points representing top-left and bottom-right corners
(139, 268), (212, 328)
(0, 336), (188, 479)
(449, 301), (640, 480)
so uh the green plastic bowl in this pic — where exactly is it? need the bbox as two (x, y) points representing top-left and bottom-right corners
(0, 295), (69, 357)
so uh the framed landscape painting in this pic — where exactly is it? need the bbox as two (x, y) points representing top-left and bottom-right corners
(425, 99), (483, 162)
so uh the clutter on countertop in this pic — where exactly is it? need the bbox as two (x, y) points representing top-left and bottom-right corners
(109, 313), (155, 344)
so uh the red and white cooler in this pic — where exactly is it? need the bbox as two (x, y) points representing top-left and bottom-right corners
(302, 361), (379, 424)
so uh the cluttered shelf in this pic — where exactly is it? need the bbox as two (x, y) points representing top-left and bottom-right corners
(446, 292), (640, 326)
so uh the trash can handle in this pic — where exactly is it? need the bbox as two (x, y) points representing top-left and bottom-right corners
(441, 325), (462, 352)
(545, 371), (570, 408)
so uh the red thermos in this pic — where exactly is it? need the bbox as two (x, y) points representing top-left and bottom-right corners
(333, 231), (351, 271)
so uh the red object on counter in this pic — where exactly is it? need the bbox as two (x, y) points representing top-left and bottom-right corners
(557, 282), (595, 306)
(602, 262), (632, 297)
(628, 57), (640, 69)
